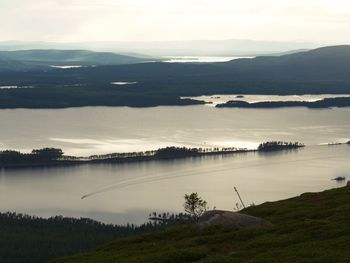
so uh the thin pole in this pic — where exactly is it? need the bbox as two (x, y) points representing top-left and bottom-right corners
(234, 187), (246, 209)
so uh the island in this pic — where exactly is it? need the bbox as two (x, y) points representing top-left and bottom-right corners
(0, 141), (305, 169)
(216, 97), (350, 109)
(257, 141), (304, 151)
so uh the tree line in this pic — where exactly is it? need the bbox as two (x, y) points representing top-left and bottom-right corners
(0, 211), (171, 263)
(1, 143), (306, 167)
(86, 146), (245, 161)
(0, 148), (63, 166)
(258, 141), (304, 151)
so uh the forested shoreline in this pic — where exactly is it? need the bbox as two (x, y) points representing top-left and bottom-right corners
(1, 46), (350, 108)
(216, 96), (350, 109)
(0, 212), (173, 263)
(0, 142), (306, 169)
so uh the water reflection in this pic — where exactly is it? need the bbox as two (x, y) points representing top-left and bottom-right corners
(0, 106), (349, 156)
(0, 145), (349, 224)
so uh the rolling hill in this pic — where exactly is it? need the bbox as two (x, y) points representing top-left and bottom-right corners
(0, 50), (156, 71)
(0, 45), (350, 108)
(52, 186), (350, 263)
(223, 45), (350, 81)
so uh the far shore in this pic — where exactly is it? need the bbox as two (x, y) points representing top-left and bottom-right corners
(1, 141), (349, 170)
(0, 141), (313, 170)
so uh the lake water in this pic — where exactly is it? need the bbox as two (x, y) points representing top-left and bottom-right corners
(0, 145), (349, 225)
(163, 56), (251, 63)
(184, 94), (350, 106)
(111, 81), (138, 85)
(0, 103), (349, 156)
(50, 65), (83, 69)
(0, 86), (33, 90)
(0, 103), (350, 224)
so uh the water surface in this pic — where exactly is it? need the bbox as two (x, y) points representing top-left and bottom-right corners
(0, 104), (349, 224)
(163, 56), (251, 63)
(0, 145), (348, 224)
(0, 105), (349, 156)
(184, 94), (350, 106)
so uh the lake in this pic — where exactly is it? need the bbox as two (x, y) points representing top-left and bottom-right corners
(0, 103), (350, 224)
(0, 103), (349, 156)
(183, 94), (350, 106)
(163, 56), (252, 63)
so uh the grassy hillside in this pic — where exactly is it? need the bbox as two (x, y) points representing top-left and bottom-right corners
(53, 185), (350, 263)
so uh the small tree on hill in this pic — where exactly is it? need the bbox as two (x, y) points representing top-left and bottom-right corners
(183, 193), (208, 221)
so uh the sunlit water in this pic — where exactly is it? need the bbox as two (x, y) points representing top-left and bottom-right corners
(0, 103), (350, 224)
(183, 94), (350, 106)
(0, 145), (349, 224)
(50, 65), (83, 69)
(163, 56), (252, 63)
(111, 81), (138, 85)
(0, 86), (33, 89)
(0, 104), (349, 156)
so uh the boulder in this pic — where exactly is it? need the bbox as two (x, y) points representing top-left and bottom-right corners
(198, 210), (272, 229)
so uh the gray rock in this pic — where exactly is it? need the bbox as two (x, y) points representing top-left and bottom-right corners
(198, 210), (272, 229)
(347, 181), (350, 187)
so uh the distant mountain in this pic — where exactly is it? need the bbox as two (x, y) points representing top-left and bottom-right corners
(1, 45), (350, 108)
(258, 49), (310, 57)
(52, 45), (350, 83)
(222, 45), (350, 81)
(0, 49), (156, 71)
(0, 39), (319, 56)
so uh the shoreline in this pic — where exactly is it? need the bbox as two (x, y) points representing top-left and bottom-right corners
(216, 96), (350, 109)
(0, 142), (307, 169)
(2, 142), (348, 170)
(0, 148), (255, 169)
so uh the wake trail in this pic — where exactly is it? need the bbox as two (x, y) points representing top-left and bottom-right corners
(81, 153), (348, 199)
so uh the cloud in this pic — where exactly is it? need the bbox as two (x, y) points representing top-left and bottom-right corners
(0, 0), (349, 42)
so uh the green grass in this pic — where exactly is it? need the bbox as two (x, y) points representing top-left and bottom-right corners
(52, 186), (350, 263)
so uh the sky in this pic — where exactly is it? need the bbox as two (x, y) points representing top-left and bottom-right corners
(1, 0), (350, 43)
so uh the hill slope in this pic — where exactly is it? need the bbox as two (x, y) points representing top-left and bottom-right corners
(223, 45), (350, 81)
(0, 213), (162, 263)
(1, 46), (350, 108)
(0, 49), (153, 71)
(53, 185), (350, 262)
(0, 39), (318, 56)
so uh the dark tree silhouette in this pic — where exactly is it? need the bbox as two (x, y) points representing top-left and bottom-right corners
(32, 148), (64, 160)
(184, 193), (208, 221)
(258, 141), (304, 152)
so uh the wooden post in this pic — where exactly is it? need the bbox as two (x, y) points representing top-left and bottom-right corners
(234, 187), (246, 209)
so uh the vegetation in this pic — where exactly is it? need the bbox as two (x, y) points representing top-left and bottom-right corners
(53, 186), (350, 263)
(0, 142), (308, 168)
(154, 147), (200, 158)
(0, 148), (65, 167)
(0, 49), (156, 71)
(0, 212), (170, 263)
(257, 141), (305, 151)
(0, 143), (307, 168)
(142, 193), (209, 227)
(0, 194), (200, 263)
(183, 193), (208, 221)
(0, 146), (248, 168)
(216, 97), (350, 109)
(148, 212), (192, 226)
